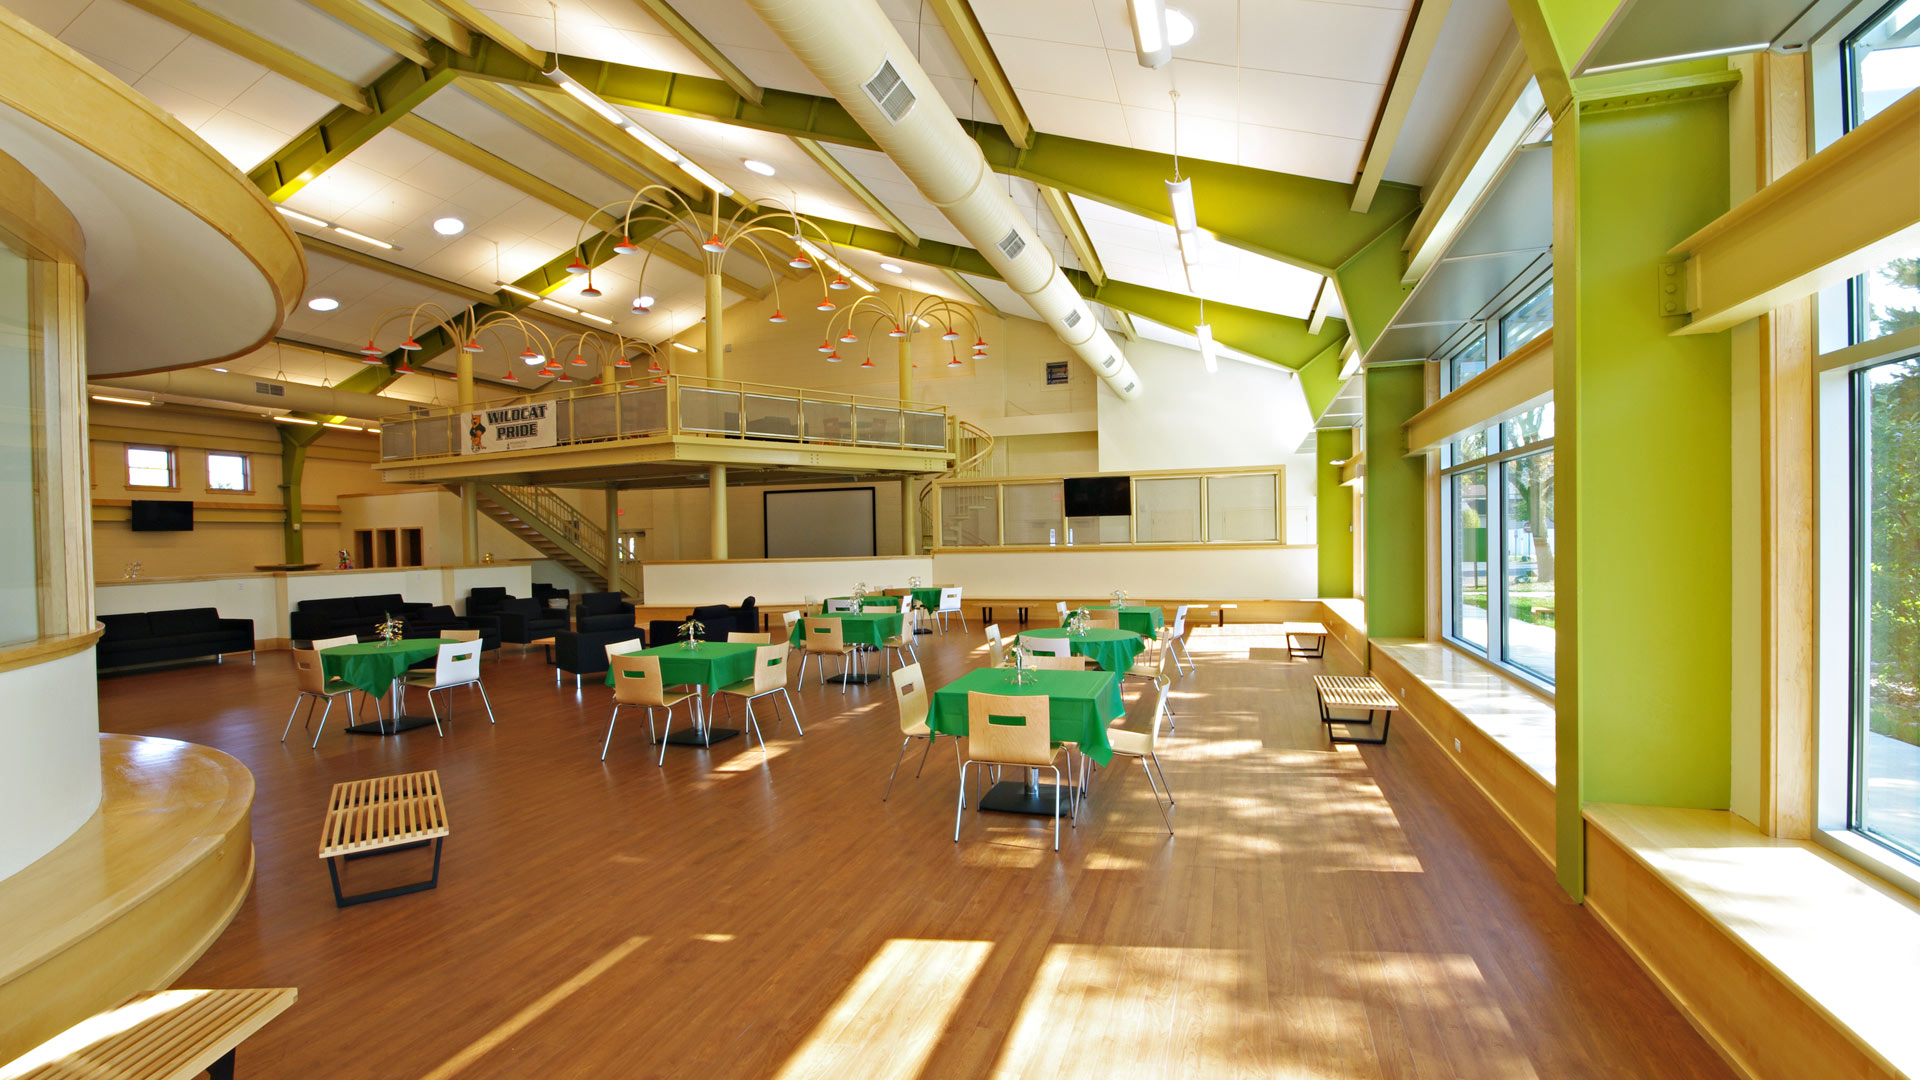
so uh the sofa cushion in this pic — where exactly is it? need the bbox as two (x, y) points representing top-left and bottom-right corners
(98, 612), (151, 641)
(148, 608), (222, 637)
(301, 597), (357, 621)
(689, 604), (733, 623)
(356, 594), (407, 616)
(580, 592), (629, 615)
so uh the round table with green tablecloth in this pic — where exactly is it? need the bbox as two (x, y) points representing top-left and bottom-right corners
(1018, 626), (1144, 673)
(929, 666), (1121, 768)
(320, 638), (458, 736)
(822, 596), (906, 613)
(788, 611), (905, 647)
(1087, 604), (1165, 638)
(605, 640), (763, 747)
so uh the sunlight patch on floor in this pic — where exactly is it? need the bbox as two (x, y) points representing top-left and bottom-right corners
(770, 938), (991, 1080)
(417, 936), (646, 1080)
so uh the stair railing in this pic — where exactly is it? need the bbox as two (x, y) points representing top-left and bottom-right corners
(919, 418), (995, 550)
(485, 482), (642, 599)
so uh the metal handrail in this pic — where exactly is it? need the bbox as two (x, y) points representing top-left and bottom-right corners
(490, 482), (642, 596)
(377, 373), (945, 425)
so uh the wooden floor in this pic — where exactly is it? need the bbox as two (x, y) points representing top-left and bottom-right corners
(96, 625), (1734, 1079)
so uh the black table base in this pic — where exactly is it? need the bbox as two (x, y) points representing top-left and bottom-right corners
(830, 671), (884, 685)
(659, 727), (742, 746)
(344, 714), (436, 736)
(979, 779), (1076, 816)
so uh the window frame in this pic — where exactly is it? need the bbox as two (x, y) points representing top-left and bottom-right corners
(204, 450), (252, 494)
(124, 444), (178, 490)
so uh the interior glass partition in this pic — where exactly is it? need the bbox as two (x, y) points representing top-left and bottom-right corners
(934, 468), (1287, 548)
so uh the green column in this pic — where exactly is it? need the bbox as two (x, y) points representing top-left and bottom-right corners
(1316, 428), (1354, 597)
(277, 427), (308, 565)
(1552, 69), (1737, 900)
(1362, 364), (1426, 637)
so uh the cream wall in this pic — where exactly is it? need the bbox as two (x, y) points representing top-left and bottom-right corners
(1095, 338), (1314, 473)
(0, 649), (100, 879)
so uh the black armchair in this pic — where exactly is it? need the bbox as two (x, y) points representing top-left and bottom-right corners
(552, 626), (646, 687)
(497, 596), (568, 645)
(467, 586), (514, 618)
(576, 591), (636, 633)
(532, 582), (571, 611)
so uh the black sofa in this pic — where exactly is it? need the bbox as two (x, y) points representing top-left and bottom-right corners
(575, 591), (637, 633)
(290, 594), (431, 644)
(497, 596), (568, 646)
(532, 583), (570, 611)
(98, 608), (255, 670)
(552, 626), (647, 686)
(466, 587), (515, 619)
(646, 597), (758, 647)
(403, 605), (502, 651)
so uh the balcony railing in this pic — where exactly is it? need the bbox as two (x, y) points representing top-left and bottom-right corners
(379, 375), (952, 463)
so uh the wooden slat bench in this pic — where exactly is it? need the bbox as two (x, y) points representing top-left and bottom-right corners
(0, 987), (295, 1080)
(1313, 676), (1398, 745)
(1280, 622), (1328, 659)
(318, 770), (449, 908)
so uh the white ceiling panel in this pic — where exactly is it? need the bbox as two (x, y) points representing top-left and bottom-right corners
(959, 274), (1041, 323)
(1131, 315), (1273, 368)
(1070, 195), (1325, 318)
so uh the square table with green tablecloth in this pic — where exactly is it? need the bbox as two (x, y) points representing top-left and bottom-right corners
(928, 667), (1120, 766)
(1088, 604), (1165, 638)
(605, 640), (763, 747)
(321, 638), (458, 736)
(1018, 626), (1145, 673)
(787, 611), (905, 648)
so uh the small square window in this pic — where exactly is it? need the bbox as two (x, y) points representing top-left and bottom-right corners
(207, 452), (250, 492)
(126, 446), (175, 489)
(1044, 361), (1070, 386)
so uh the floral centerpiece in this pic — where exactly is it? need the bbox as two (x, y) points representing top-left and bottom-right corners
(1068, 607), (1093, 636)
(122, 561), (142, 581)
(907, 575), (922, 589)
(852, 581), (869, 605)
(1111, 588), (1128, 606)
(678, 617), (705, 650)
(1008, 640), (1033, 684)
(374, 611), (404, 646)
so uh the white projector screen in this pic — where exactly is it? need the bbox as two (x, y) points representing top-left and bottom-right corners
(764, 488), (877, 558)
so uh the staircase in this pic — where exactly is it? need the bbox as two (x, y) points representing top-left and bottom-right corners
(920, 419), (995, 551)
(472, 482), (641, 599)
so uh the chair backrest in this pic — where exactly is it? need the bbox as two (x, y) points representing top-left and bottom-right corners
(444, 628), (481, 643)
(782, 610), (802, 636)
(802, 616), (848, 653)
(1056, 601), (1069, 624)
(291, 648), (328, 694)
(1145, 678), (1170, 747)
(1024, 635), (1070, 657)
(729, 632), (772, 644)
(898, 594), (912, 613)
(988, 639), (1006, 669)
(1153, 626), (1177, 678)
(1172, 604), (1189, 635)
(826, 597), (856, 613)
(1028, 653), (1088, 670)
(938, 586), (962, 612)
(610, 653), (669, 707)
(312, 634), (358, 651)
(1087, 611), (1120, 629)
(966, 692), (1053, 766)
(984, 623), (1002, 648)
(435, 640), (480, 684)
(892, 662), (929, 734)
(752, 643), (788, 693)
(602, 637), (643, 663)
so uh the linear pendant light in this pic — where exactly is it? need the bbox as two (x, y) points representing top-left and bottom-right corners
(543, 67), (733, 196)
(1127, 0), (1171, 68)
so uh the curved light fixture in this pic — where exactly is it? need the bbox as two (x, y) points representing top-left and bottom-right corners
(768, 309), (788, 323)
(308, 297), (339, 311)
(613, 235), (640, 255)
(743, 158), (776, 176)
(701, 234), (726, 253)
(879, 261), (904, 273)
(825, 350), (842, 362)
(433, 217), (465, 236)
(839, 331), (859, 343)
(816, 297), (836, 311)
(859, 357), (875, 368)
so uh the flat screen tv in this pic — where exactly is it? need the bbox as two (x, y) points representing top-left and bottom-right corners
(1063, 476), (1131, 517)
(130, 499), (193, 532)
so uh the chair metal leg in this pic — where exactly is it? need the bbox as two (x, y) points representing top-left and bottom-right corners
(915, 734), (934, 778)
(657, 705), (674, 766)
(882, 737), (913, 802)
(780, 688), (802, 734)
(426, 690), (443, 736)
(954, 760), (970, 841)
(310, 698), (333, 749)
(477, 681), (496, 724)
(646, 706), (657, 746)
(744, 701), (766, 754)
(281, 694), (307, 742)
(601, 704), (621, 761)
(1140, 756), (1174, 834)
(1050, 764), (1061, 850)
(1150, 752), (1174, 807)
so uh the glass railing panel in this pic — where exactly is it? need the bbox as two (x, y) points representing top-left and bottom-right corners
(413, 415), (452, 458)
(679, 387), (740, 434)
(620, 386), (666, 434)
(569, 394), (619, 442)
(381, 419), (414, 460)
(743, 393), (801, 439)
(905, 410), (946, 449)
(854, 405), (902, 446)
(802, 399), (855, 442)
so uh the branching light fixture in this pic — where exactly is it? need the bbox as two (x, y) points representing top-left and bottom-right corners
(821, 289), (989, 379)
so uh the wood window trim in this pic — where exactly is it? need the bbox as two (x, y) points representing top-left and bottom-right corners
(124, 444), (178, 491)
(204, 451), (253, 495)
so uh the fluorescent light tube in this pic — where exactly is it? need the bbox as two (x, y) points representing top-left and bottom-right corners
(622, 122), (682, 163)
(273, 415), (319, 425)
(278, 207), (329, 227)
(323, 422), (364, 431)
(90, 395), (152, 406)
(675, 157), (734, 197)
(333, 226), (393, 250)
(1195, 322), (1218, 373)
(497, 283), (542, 300)
(546, 67), (628, 127)
(577, 311), (613, 325)
(1128, 0), (1170, 68)
(671, 341), (698, 352)
(1166, 177), (1197, 232)
(538, 298), (581, 314)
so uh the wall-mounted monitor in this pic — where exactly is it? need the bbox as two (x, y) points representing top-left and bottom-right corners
(1063, 476), (1131, 517)
(129, 499), (193, 532)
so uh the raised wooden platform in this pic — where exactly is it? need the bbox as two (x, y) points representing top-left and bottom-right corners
(0, 735), (254, 1063)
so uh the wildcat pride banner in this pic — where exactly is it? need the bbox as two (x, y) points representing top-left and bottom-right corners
(463, 403), (556, 454)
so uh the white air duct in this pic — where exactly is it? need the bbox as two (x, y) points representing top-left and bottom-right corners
(92, 369), (401, 424)
(740, 0), (1143, 400)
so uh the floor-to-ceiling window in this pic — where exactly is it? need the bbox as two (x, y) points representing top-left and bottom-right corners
(1841, 0), (1920, 345)
(1439, 277), (1556, 685)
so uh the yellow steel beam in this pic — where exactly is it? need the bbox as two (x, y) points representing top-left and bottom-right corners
(369, 0), (473, 55)
(517, 84), (699, 198)
(1037, 184), (1103, 285)
(303, 0), (432, 66)
(790, 136), (919, 245)
(300, 232), (493, 303)
(423, 0), (542, 67)
(1403, 329), (1550, 453)
(628, 0), (763, 105)
(1352, 0), (1453, 213)
(1670, 87), (1920, 336)
(458, 79), (659, 193)
(921, 0), (1031, 149)
(939, 268), (1002, 315)
(119, 0), (369, 112)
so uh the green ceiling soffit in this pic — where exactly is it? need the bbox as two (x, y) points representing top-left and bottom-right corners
(283, 209), (677, 442)
(1065, 275), (1347, 372)
(457, 52), (1421, 280)
(1507, 0), (1625, 115)
(1295, 339), (1347, 418)
(1330, 209), (1418, 356)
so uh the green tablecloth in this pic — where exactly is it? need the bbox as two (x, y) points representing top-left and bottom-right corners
(1088, 604), (1165, 638)
(321, 638), (457, 696)
(789, 611), (905, 647)
(823, 596), (906, 612)
(1018, 626), (1144, 673)
(605, 640), (760, 691)
(928, 667), (1121, 765)
(906, 587), (945, 611)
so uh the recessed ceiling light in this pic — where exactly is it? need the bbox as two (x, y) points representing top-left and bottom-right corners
(308, 297), (339, 312)
(1166, 8), (1196, 46)
(742, 158), (776, 176)
(433, 217), (465, 235)
(879, 262), (904, 274)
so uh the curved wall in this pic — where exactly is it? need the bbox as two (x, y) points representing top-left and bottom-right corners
(0, 644), (102, 879)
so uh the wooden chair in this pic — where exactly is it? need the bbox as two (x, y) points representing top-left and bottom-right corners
(880, 614), (918, 674)
(281, 648), (365, 748)
(399, 640), (493, 735)
(318, 770), (449, 906)
(1169, 604), (1195, 675)
(715, 643), (795, 744)
(604, 653), (701, 764)
(1056, 601), (1070, 625)
(602, 637), (643, 665)
(1103, 679), (1175, 834)
(312, 634), (359, 650)
(782, 609), (803, 647)
(1023, 635), (1071, 657)
(958, 692), (1071, 850)
(1123, 626), (1179, 730)
(826, 597), (857, 613)
(883, 663), (953, 799)
(984, 623), (1005, 668)
(797, 616), (859, 689)
(728, 631), (773, 644)
(1027, 653), (1091, 671)
(0, 987), (296, 1080)
(934, 586), (967, 633)
(1087, 611), (1121, 630)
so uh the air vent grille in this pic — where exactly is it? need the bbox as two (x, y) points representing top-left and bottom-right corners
(996, 228), (1025, 260)
(1103, 355), (1119, 370)
(1063, 309), (1081, 329)
(862, 60), (916, 123)
(1123, 381), (1137, 394)
(253, 381), (285, 397)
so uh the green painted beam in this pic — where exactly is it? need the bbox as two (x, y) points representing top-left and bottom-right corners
(1316, 427), (1354, 598)
(1506, 0), (1626, 116)
(1362, 363), (1426, 638)
(277, 428), (308, 564)
(1296, 339), (1347, 418)
(1067, 275), (1348, 371)
(247, 45), (463, 203)
(1332, 209), (1419, 356)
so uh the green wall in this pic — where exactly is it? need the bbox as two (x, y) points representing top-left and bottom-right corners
(1363, 364), (1427, 637)
(1316, 428), (1354, 597)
